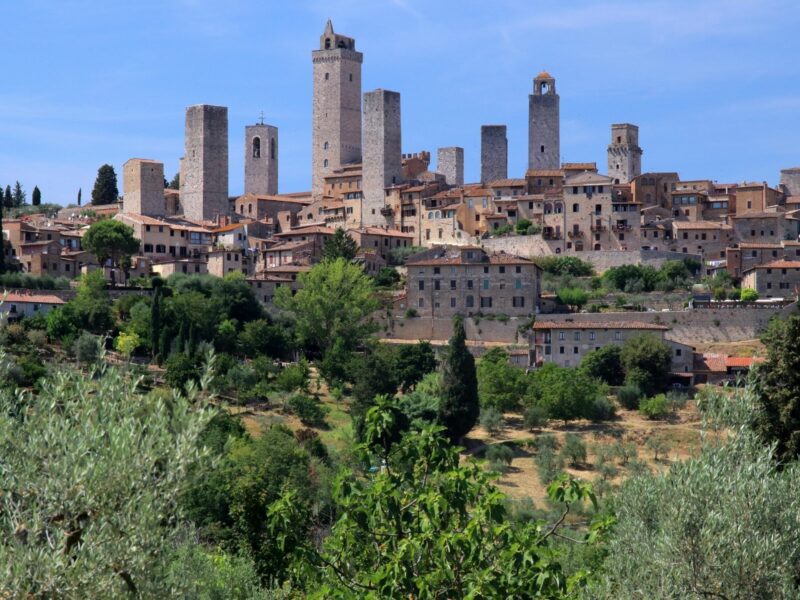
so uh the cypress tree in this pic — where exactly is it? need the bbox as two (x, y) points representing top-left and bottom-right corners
(91, 164), (119, 205)
(438, 314), (479, 443)
(11, 181), (25, 207)
(0, 200), (5, 274)
(3, 186), (12, 209)
(32, 186), (41, 206)
(159, 328), (171, 364)
(150, 287), (162, 362)
(77, 187), (82, 207)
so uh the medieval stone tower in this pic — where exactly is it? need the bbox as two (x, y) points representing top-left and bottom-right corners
(244, 123), (278, 196)
(481, 125), (507, 184)
(437, 147), (464, 186)
(607, 123), (642, 184)
(362, 89), (402, 227)
(122, 158), (164, 216)
(312, 20), (363, 198)
(780, 167), (800, 196)
(180, 104), (229, 222)
(528, 72), (560, 170)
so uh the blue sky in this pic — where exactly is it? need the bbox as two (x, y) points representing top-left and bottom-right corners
(2, 0), (799, 204)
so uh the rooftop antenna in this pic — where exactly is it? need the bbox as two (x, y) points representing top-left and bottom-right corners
(259, 111), (264, 125)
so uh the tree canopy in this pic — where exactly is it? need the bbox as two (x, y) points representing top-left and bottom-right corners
(321, 228), (358, 261)
(620, 333), (672, 396)
(91, 164), (119, 205)
(438, 315), (480, 442)
(82, 219), (140, 269)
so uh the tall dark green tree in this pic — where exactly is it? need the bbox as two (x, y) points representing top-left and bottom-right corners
(322, 228), (358, 261)
(150, 286), (163, 362)
(0, 200), (5, 274)
(77, 187), (82, 206)
(91, 164), (119, 205)
(438, 315), (479, 443)
(752, 315), (800, 463)
(11, 181), (25, 206)
(31, 186), (41, 206)
(3, 185), (12, 209)
(168, 173), (180, 190)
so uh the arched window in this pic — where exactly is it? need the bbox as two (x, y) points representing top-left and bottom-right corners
(248, 203), (252, 214)
(323, 141), (329, 150)
(325, 72), (329, 80)
(544, 202), (552, 214)
(270, 137), (276, 159)
(252, 136), (261, 158)
(540, 145), (545, 153)
(325, 38), (331, 49)
(572, 203), (579, 213)
(555, 247), (561, 254)
(323, 159), (329, 168)
(540, 82), (549, 94)
(555, 203), (563, 214)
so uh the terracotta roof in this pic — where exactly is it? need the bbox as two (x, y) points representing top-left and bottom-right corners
(2, 292), (65, 305)
(246, 274), (294, 283)
(737, 242), (784, 249)
(351, 227), (414, 238)
(532, 321), (668, 331)
(745, 260), (800, 270)
(698, 354), (727, 372)
(733, 211), (783, 219)
(236, 192), (312, 205)
(266, 264), (312, 273)
(275, 225), (336, 237)
(406, 249), (533, 267)
(536, 70), (552, 79)
(561, 162), (597, 171)
(264, 240), (315, 251)
(725, 356), (765, 368)
(487, 178), (526, 187)
(525, 169), (563, 178)
(212, 222), (247, 233)
(117, 213), (167, 226)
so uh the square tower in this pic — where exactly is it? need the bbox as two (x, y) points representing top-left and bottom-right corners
(180, 104), (229, 222)
(312, 20), (363, 198)
(528, 72), (560, 170)
(362, 89), (402, 227)
(244, 123), (278, 196)
(607, 123), (642, 184)
(122, 159), (164, 216)
(481, 125), (507, 184)
(437, 147), (464, 186)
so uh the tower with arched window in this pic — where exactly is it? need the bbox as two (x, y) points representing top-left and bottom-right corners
(311, 20), (363, 197)
(528, 72), (560, 170)
(607, 123), (642, 184)
(245, 123), (278, 196)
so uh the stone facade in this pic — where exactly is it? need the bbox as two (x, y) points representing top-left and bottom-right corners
(528, 72), (560, 170)
(405, 246), (540, 318)
(311, 20), (363, 197)
(437, 147), (464, 186)
(123, 158), (164, 216)
(362, 89), (402, 227)
(607, 123), (642, 184)
(480, 125), (507, 184)
(244, 123), (278, 196)
(741, 260), (800, 298)
(780, 167), (800, 196)
(180, 104), (229, 222)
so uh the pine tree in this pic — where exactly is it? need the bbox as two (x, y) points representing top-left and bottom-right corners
(438, 315), (479, 443)
(31, 186), (41, 206)
(168, 173), (180, 190)
(91, 164), (119, 205)
(322, 228), (359, 261)
(12, 181), (26, 207)
(3, 186), (12, 209)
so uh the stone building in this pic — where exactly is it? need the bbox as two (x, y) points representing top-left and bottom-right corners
(180, 104), (229, 222)
(312, 20), (363, 197)
(780, 167), (800, 196)
(362, 89), (402, 227)
(632, 172), (680, 208)
(405, 245), (540, 318)
(528, 72), (560, 170)
(741, 260), (800, 298)
(437, 147), (464, 186)
(530, 320), (693, 373)
(480, 125), (507, 184)
(122, 158), (164, 216)
(244, 123), (278, 196)
(607, 124), (642, 184)
(732, 210), (798, 244)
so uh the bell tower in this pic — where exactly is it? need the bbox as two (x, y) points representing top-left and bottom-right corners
(528, 71), (560, 170)
(607, 123), (642, 184)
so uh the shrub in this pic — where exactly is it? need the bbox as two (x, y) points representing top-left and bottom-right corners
(26, 329), (48, 348)
(728, 287), (741, 301)
(164, 353), (201, 392)
(480, 407), (503, 436)
(713, 287), (727, 301)
(404, 308), (419, 318)
(612, 441), (638, 466)
(486, 444), (514, 472)
(646, 435), (671, 461)
(598, 461), (619, 481)
(560, 433), (587, 467)
(740, 288), (759, 302)
(588, 396), (616, 422)
(535, 433), (558, 451)
(3, 324), (27, 347)
(273, 361), (309, 394)
(616, 385), (642, 410)
(288, 393), (327, 426)
(535, 445), (564, 485)
(523, 405), (549, 431)
(665, 390), (688, 412)
(515, 219), (533, 235)
(14, 355), (47, 388)
(639, 394), (670, 420)
(73, 332), (103, 365)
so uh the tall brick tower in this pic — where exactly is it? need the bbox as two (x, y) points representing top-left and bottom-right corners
(244, 122), (278, 196)
(362, 89), (402, 227)
(123, 158), (164, 216)
(481, 125), (507, 184)
(180, 104), (229, 222)
(607, 123), (642, 184)
(312, 20), (363, 198)
(437, 147), (464, 186)
(528, 72), (560, 170)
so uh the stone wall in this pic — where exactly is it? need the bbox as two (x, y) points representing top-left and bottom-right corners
(123, 158), (164, 216)
(244, 123), (278, 196)
(362, 89), (401, 227)
(480, 125), (507, 184)
(437, 147), (464, 186)
(180, 105), (229, 222)
(379, 315), (524, 344)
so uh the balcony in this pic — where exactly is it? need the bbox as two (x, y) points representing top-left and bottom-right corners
(567, 229), (584, 238)
(380, 206), (394, 217)
(590, 224), (607, 232)
(613, 223), (632, 232)
(543, 230), (562, 240)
